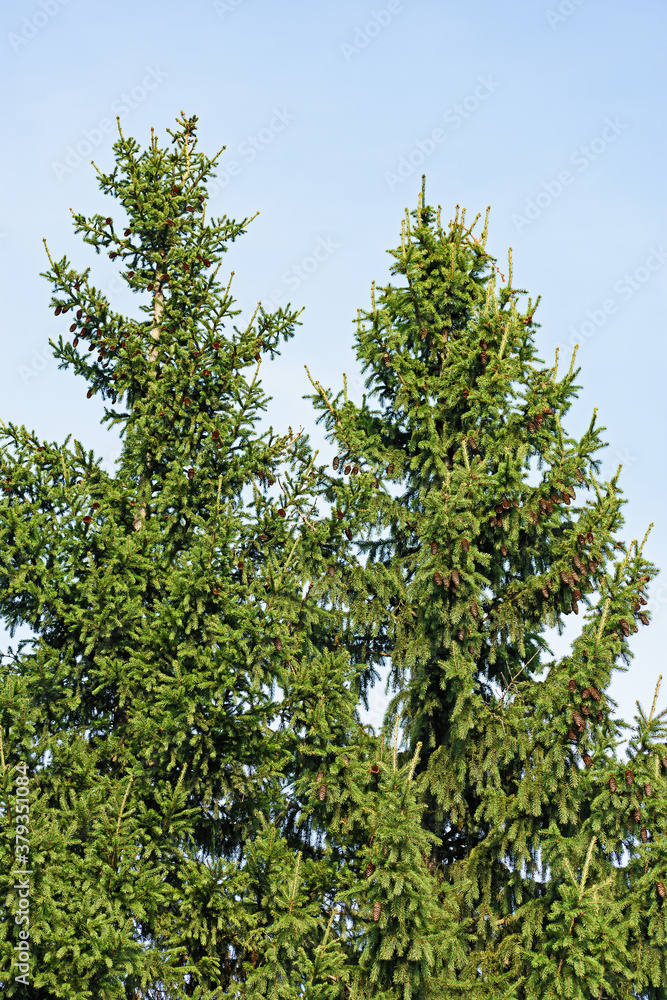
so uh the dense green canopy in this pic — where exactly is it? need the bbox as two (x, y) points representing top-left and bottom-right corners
(1, 115), (665, 1000)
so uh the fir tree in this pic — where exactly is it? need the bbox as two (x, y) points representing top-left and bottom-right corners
(306, 180), (667, 999)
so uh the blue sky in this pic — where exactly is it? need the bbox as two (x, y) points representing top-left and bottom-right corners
(2, 0), (666, 746)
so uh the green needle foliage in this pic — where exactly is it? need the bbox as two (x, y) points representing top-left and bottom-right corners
(0, 117), (666, 1000)
(0, 113), (415, 1000)
(306, 181), (667, 998)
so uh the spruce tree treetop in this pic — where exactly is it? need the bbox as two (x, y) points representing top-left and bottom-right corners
(1, 115), (666, 998)
(306, 180), (667, 998)
(0, 113), (406, 999)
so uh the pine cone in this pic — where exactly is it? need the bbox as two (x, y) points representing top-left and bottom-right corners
(345, 528), (353, 541)
(645, 783), (652, 798)
(365, 862), (376, 878)
(430, 541), (439, 555)
(274, 637), (282, 651)
(433, 571), (443, 587)
(609, 777), (617, 793)
(568, 679), (578, 693)
(619, 619), (630, 637)
(451, 569), (460, 587)
(501, 544), (508, 557)
(386, 463), (394, 475)
(370, 763), (380, 775)
(318, 783), (327, 801)
(470, 601), (479, 619)
(633, 808), (641, 823)
(589, 687), (601, 702)
(657, 881), (666, 899)
(625, 768), (634, 786)
(344, 465), (351, 475)
(573, 711), (585, 732)
(582, 753), (593, 767)
(567, 729), (578, 741)
(641, 828), (648, 843)
(582, 689), (591, 700)
(461, 538), (470, 552)
(332, 456), (339, 470)
(372, 902), (382, 922)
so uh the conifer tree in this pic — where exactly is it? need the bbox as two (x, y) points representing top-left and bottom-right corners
(2, 114), (666, 1000)
(306, 180), (667, 999)
(0, 114), (442, 1000)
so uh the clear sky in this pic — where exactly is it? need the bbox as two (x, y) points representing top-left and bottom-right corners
(2, 0), (666, 749)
